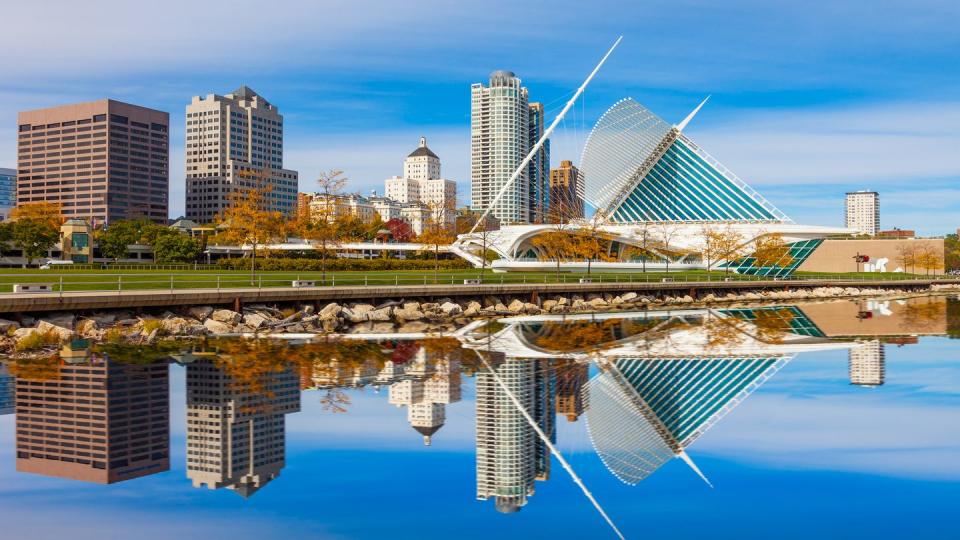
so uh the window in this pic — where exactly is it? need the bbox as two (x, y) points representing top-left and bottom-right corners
(92, 115), (106, 122)
(110, 114), (128, 124)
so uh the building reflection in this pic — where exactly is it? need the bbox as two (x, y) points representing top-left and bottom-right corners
(387, 347), (462, 446)
(0, 363), (14, 415)
(555, 360), (588, 422)
(184, 358), (300, 498)
(14, 341), (170, 484)
(849, 340), (885, 387)
(475, 354), (555, 513)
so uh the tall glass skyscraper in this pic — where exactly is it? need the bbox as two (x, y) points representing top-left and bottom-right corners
(0, 168), (17, 221)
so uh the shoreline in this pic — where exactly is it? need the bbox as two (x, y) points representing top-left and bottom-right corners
(3, 283), (959, 357)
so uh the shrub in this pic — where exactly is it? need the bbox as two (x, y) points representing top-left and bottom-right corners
(141, 319), (164, 335)
(15, 329), (61, 352)
(215, 257), (472, 272)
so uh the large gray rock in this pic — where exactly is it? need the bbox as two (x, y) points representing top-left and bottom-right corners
(211, 309), (242, 325)
(319, 302), (342, 320)
(0, 318), (19, 333)
(394, 307), (425, 321)
(41, 314), (75, 330)
(621, 292), (638, 302)
(36, 320), (73, 341)
(242, 313), (269, 330)
(463, 301), (482, 317)
(188, 306), (215, 321)
(203, 319), (233, 334)
(439, 302), (462, 316)
(507, 299), (526, 313)
(76, 319), (100, 338)
(367, 307), (393, 322)
(350, 303), (375, 315)
(340, 308), (369, 323)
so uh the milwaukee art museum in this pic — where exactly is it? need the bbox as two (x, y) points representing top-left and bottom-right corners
(453, 98), (853, 276)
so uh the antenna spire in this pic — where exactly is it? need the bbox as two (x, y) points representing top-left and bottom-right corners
(676, 95), (711, 132)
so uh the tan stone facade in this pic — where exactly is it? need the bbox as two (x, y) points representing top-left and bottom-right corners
(17, 99), (169, 223)
(797, 238), (944, 274)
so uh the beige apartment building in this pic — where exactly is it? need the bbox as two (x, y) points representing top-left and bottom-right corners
(549, 160), (583, 221)
(17, 99), (170, 223)
(184, 86), (298, 224)
(384, 137), (457, 226)
(845, 191), (880, 236)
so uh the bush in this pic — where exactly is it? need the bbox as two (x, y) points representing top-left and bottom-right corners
(215, 257), (473, 272)
(15, 329), (61, 352)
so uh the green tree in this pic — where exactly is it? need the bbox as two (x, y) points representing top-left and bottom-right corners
(96, 219), (148, 261)
(13, 220), (60, 266)
(153, 234), (202, 263)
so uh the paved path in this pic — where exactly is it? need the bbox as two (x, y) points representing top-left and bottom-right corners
(0, 278), (951, 314)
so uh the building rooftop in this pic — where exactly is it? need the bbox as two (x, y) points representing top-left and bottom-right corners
(408, 136), (439, 159)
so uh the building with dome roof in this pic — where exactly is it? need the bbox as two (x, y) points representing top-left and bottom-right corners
(384, 136), (457, 226)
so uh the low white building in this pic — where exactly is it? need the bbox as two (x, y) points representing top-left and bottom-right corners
(384, 137), (456, 227)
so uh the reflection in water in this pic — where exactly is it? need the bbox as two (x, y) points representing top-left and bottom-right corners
(183, 358), (300, 498)
(1, 295), (957, 520)
(14, 342), (170, 484)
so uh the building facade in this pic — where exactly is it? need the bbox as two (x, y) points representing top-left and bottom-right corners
(472, 71), (541, 225)
(17, 99), (169, 224)
(184, 86), (298, 224)
(527, 102), (550, 223)
(15, 354), (170, 484)
(0, 364), (14, 415)
(548, 160), (583, 221)
(185, 359), (300, 497)
(0, 167), (15, 221)
(384, 137), (457, 226)
(845, 191), (880, 236)
(849, 340), (885, 387)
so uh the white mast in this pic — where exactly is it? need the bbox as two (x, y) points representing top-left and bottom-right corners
(469, 36), (623, 234)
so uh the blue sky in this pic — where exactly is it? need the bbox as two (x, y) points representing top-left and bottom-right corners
(1, 0), (958, 233)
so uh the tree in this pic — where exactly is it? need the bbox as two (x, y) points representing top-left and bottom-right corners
(655, 223), (681, 273)
(297, 169), (349, 283)
(532, 229), (576, 280)
(916, 244), (943, 276)
(153, 234), (202, 263)
(9, 202), (63, 267)
(217, 168), (287, 285)
(385, 218), (415, 242)
(96, 219), (151, 261)
(703, 226), (747, 276)
(571, 217), (612, 274)
(896, 243), (919, 274)
(751, 233), (794, 275)
(417, 219), (455, 281)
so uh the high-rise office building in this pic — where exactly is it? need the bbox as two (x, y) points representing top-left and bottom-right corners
(0, 167), (15, 221)
(849, 340), (885, 386)
(184, 86), (298, 224)
(16, 100), (170, 223)
(528, 103), (550, 223)
(845, 191), (880, 236)
(0, 364), (14, 415)
(384, 137), (457, 226)
(185, 359), (300, 497)
(555, 360), (588, 422)
(549, 160), (583, 221)
(15, 353), (170, 483)
(471, 71), (548, 225)
(475, 354), (555, 513)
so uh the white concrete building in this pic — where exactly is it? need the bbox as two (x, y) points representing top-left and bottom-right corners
(849, 340), (885, 386)
(845, 191), (880, 236)
(472, 71), (541, 225)
(184, 85), (298, 224)
(387, 350), (462, 446)
(385, 137), (456, 226)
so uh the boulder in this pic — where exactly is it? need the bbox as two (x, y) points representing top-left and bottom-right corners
(0, 318), (19, 333)
(621, 292), (638, 302)
(680, 295), (695, 303)
(76, 319), (100, 338)
(13, 327), (36, 341)
(542, 300), (558, 312)
(588, 297), (608, 307)
(211, 309), (242, 325)
(319, 303), (342, 320)
(366, 307), (393, 322)
(350, 303), (375, 315)
(439, 302), (462, 316)
(88, 313), (117, 326)
(36, 320), (73, 341)
(369, 322), (396, 333)
(394, 307), (425, 321)
(340, 308), (369, 324)
(507, 299), (526, 313)
(43, 313), (76, 330)
(463, 301), (482, 317)
(188, 306), (215, 321)
(203, 319), (233, 334)
(523, 302), (540, 314)
(242, 313), (269, 330)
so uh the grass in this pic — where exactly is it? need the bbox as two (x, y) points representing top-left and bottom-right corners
(0, 267), (949, 294)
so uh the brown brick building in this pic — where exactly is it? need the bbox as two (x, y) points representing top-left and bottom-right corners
(17, 99), (169, 224)
(549, 160), (583, 221)
(15, 354), (170, 484)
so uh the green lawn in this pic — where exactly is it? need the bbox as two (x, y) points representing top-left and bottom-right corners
(0, 267), (947, 293)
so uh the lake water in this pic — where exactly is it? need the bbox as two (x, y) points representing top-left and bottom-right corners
(1, 295), (959, 539)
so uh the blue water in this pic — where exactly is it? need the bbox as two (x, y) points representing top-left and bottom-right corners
(1, 301), (958, 539)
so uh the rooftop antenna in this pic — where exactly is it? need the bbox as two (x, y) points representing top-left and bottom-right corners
(469, 36), (623, 234)
(676, 95), (710, 132)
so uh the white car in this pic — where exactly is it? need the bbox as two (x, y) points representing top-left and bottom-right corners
(39, 260), (75, 270)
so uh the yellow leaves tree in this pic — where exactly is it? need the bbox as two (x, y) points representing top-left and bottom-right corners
(531, 229), (576, 279)
(417, 218), (456, 281)
(8, 202), (64, 266)
(896, 243), (919, 274)
(217, 168), (287, 285)
(751, 233), (794, 275)
(916, 244), (944, 276)
(700, 225), (747, 276)
(297, 169), (349, 283)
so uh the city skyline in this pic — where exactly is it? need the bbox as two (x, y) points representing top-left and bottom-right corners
(0, 1), (957, 233)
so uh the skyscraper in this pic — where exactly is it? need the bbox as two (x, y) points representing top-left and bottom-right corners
(475, 355), (555, 513)
(555, 359), (588, 421)
(0, 168), (15, 221)
(528, 103), (550, 223)
(549, 160), (583, 221)
(471, 71), (547, 225)
(849, 340), (885, 386)
(15, 353), (170, 484)
(184, 86), (298, 224)
(185, 359), (300, 497)
(384, 137), (457, 226)
(16, 99), (170, 223)
(845, 191), (880, 236)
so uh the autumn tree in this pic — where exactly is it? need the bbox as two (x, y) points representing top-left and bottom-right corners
(531, 229), (575, 280)
(571, 217), (612, 274)
(751, 233), (794, 275)
(297, 169), (349, 283)
(217, 168), (287, 284)
(417, 219), (455, 281)
(916, 244), (944, 276)
(9, 202), (63, 266)
(896, 243), (919, 274)
(702, 226), (746, 276)
(623, 222), (654, 272)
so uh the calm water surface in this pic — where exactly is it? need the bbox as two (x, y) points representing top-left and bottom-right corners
(1, 296), (959, 539)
